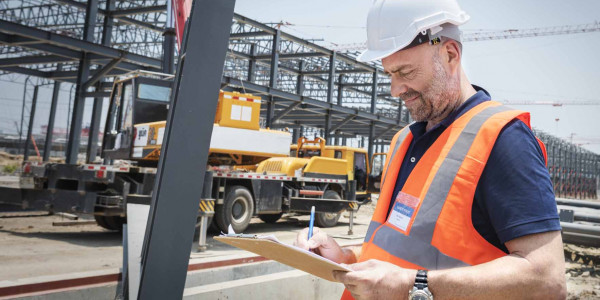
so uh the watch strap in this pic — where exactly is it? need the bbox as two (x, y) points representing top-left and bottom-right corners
(414, 270), (428, 289)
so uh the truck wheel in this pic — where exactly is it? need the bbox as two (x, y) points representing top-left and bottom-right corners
(215, 186), (254, 233)
(95, 215), (123, 231)
(315, 190), (342, 228)
(259, 213), (283, 224)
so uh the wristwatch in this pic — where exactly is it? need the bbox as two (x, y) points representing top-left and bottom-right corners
(408, 270), (433, 300)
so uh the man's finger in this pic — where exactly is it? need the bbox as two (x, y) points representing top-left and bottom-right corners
(307, 231), (328, 250)
(345, 260), (374, 271)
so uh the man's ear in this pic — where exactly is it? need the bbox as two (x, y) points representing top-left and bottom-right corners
(442, 39), (461, 73)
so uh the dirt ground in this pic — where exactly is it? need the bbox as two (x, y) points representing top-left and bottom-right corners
(0, 199), (599, 298)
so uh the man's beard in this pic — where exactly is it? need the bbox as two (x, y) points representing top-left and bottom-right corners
(400, 52), (461, 123)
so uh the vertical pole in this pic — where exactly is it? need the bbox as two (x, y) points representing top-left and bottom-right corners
(44, 67), (62, 161)
(336, 74), (344, 146)
(66, 0), (98, 164)
(137, 1), (236, 299)
(324, 53), (336, 143)
(85, 0), (114, 163)
(86, 84), (104, 163)
(296, 60), (305, 95)
(23, 85), (39, 161)
(368, 71), (377, 160)
(19, 77), (31, 150)
(247, 43), (257, 82)
(266, 29), (280, 128)
(162, 0), (176, 74)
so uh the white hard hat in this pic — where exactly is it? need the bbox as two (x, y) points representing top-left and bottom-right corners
(357, 0), (470, 62)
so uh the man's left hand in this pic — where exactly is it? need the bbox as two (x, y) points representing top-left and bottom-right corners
(333, 259), (417, 300)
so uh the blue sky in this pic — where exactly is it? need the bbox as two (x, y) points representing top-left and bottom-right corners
(234, 0), (600, 153)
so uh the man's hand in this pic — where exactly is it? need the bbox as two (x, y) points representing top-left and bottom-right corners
(333, 259), (417, 300)
(294, 227), (356, 264)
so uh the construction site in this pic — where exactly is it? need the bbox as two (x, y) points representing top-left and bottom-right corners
(0, 0), (599, 299)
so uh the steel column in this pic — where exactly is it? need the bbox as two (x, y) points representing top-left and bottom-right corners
(43, 65), (62, 161)
(85, 0), (115, 163)
(86, 83), (104, 163)
(23, 85), (39, 161)
(368, 71), (378, 160)
(296, 60), (305, 95)
(65, 0), (98, 164)
(137, 1), (236, 299)
(162, 0), (176, 74)
(247, 43), (257, 82)
(266, 29), (280, 128)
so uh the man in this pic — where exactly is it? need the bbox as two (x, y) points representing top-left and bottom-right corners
(295, 0), (566, 299)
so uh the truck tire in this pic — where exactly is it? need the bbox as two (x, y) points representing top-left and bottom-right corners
(315, 190), (342, 228)
(95, 215), (123, 231)
(215, 186), (254, 233)
(259, 212), (283, 224)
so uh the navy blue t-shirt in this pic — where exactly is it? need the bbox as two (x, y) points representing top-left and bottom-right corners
(387, 86), (560, 253)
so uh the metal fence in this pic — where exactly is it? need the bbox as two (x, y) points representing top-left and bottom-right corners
(535, 130), (599, 199)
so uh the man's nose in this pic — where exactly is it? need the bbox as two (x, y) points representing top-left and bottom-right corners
(391, 77), (409, 98)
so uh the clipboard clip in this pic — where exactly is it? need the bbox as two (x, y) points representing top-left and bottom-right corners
(220, 224), (257, 238)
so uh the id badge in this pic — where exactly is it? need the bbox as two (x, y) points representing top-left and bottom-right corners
(388, 191), (421, 232)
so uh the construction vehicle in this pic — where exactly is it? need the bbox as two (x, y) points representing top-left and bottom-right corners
(19, 71), (377, 233)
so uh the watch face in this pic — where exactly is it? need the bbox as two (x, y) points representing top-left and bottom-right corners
(410, 290), (432, 300)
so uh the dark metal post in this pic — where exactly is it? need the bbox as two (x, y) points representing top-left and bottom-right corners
(43, 66), (62, 161)
(137, 1), (236, 299)
(296, 60), (304, 95)
(85, 0), (114, 163)
(86, 83), (104, 163)
(336, 74), (344, 146)
(18, 76), (31, 150)
(65, 0), (98, 164)
(162, 0), (176, 74)
(368, 71), (378, 160)
(324, 53), (336, 143)
(248, 43), (257, 82)
(266, 29), (280, 128)
(23, 85), (39, 161)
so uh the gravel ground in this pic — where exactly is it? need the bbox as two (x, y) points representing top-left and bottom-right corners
(0, 197), (599, 298)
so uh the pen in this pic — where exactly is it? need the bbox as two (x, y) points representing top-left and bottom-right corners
(308, 206), (315, 241)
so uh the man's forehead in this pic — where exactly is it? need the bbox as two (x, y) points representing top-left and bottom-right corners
(382, 61), (413, 73)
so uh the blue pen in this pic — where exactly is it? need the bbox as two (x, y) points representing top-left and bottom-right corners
(308, 206), (315, 241)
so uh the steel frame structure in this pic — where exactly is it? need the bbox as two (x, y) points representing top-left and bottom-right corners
(0, 0), (408, 164)
(0, 1), (597, 196)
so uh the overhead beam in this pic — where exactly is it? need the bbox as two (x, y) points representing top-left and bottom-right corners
(329, 114), (356, 132)
(0, 19), (161, 69)
(83, 57), (123, 89)
(255, 52), (326, 60)
(0, 55), (75, 67)
(52, 0), (164, 33)
(110, 5), (167, 17)
(272, 102), (301, 123)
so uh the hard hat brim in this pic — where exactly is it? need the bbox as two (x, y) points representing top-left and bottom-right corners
(357, 47), (399, 63)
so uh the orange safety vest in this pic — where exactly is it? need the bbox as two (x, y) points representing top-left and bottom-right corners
(341, 101), (547, 300)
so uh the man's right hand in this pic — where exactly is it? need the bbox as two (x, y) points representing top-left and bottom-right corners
(293, 227), (357, 264)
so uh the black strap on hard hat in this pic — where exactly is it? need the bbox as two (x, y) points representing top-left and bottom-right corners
(403, 30), (442, 51)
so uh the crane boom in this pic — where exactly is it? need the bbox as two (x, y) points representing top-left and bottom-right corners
(331, 22), (600, 52)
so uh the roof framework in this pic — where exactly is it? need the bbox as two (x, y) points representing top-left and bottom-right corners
(0, 0), (409, 161)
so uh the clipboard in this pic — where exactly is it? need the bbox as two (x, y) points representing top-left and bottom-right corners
(214, 235), (351, 282)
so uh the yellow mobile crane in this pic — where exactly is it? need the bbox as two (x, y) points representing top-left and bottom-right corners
(21, 71), (379, 234)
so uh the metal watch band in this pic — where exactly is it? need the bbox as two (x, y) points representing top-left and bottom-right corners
(414, 270), (428, 289)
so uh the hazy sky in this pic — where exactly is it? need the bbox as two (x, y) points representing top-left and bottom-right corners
(1, 0), (598, 153)
(234, 0), (600, 153)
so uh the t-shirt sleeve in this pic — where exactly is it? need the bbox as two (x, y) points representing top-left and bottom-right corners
(476, 119), (561, 245)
